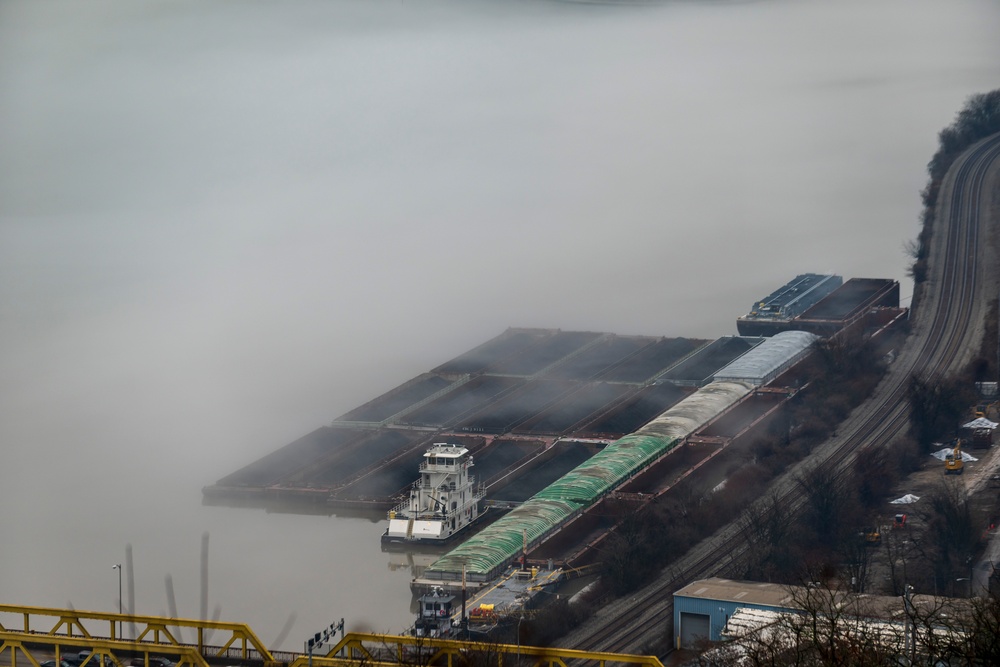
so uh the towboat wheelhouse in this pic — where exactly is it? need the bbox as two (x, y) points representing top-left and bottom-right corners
(413, 588), (456, 638)
(383, 443), (485, 544)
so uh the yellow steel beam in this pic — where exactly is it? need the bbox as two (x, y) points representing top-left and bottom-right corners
(2, 605), (663, 667)
(0, 604), (272, 662)
(305, 632), (664, 667)
(0, 631), (208, 667)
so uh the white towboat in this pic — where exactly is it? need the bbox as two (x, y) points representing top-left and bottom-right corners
(382, 443), (486, 545)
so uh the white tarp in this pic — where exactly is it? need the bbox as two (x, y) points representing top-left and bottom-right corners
(713, 331), (818, 385)
(962, 417), (998, 430)
(890, 494), (920, 505)
(931, 447), (978, 462)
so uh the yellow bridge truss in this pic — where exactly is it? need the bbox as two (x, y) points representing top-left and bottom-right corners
(0, 604), (664, 667)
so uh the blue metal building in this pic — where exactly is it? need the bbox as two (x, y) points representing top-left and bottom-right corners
(672, 578), (799, 649)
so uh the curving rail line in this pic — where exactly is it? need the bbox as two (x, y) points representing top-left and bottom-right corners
(562, 132), (1000, 655)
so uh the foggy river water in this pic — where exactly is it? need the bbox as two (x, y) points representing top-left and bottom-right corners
(2, 0), (999, 651)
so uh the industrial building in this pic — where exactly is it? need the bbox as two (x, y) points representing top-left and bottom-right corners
(674, 578), (802, 648)
(674, 577), (976, 661)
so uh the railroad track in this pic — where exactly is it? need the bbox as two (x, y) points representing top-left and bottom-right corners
(562, 133), (1000, 655)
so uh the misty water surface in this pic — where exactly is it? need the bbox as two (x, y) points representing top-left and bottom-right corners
(1, 0), (999, 650)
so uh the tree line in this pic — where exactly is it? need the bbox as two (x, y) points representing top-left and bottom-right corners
(909, 88), (1000, 292)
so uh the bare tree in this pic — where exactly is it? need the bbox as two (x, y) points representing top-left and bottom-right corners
(703, 582), (1000, 666)
(880, 525), (918, 596)
(838, 531), (874, 594)
(703, 583), (905, 666)
(733, 491), (792, 582)
(916, 479), (979, 595)
(796, 465), (860, 554)
(907, 373), (976, 449)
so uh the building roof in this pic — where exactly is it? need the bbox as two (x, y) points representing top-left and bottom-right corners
(425, 443), (470, 458)
(675, 577), (800, 608)
(676, 578), (976, 624)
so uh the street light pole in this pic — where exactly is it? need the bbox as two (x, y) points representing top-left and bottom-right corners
(112, 564), (122, 639)
(305, 618), (344, 667)
(517, 614), (523, 666)
(903, 584), (915, 664)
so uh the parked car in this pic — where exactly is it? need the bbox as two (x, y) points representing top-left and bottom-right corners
(69, 653), (113, 667)
(127, 658), (174, 667)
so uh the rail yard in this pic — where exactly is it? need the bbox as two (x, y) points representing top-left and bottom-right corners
(559, 133), (1000, 654)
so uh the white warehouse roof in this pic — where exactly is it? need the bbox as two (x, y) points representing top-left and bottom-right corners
(713, 331), (818, 386)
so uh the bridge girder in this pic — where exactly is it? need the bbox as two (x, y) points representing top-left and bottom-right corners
(0, 605), (663, 667)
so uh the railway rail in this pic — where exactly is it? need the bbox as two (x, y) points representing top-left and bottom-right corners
(562, 133), (1000, 655)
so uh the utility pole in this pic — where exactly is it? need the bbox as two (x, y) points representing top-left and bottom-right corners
(461, 565), (467, 639)
(902, 584), (915, 664)
(112, 564), (123, 640)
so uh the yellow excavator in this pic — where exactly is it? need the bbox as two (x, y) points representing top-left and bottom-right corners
(944, 438), (965, 475)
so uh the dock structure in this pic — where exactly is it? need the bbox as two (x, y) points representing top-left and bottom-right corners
(456, 564), (565, 629)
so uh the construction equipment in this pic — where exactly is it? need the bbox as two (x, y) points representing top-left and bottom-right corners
(944, 439), (965, 475)
(975, 399), (999, 418)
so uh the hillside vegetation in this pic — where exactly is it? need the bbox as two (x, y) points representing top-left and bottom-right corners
(910, 89), (1000, 292)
